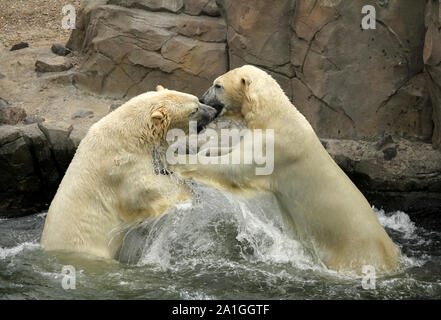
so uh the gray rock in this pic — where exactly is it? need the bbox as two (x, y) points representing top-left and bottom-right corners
(108, 102), (122, 113)
(21, 123), (59, 186)
(108, 0), (184, 13)
(70, 126), (88, 148)
(424, 0), (441, 149)
(0, 73), (5, 79)
(51, 43), (71, 56)
(38, 120), (75, 171)
(67, 4), (227, 98)
(24, 114), (46, 124)
(38, 120), (73, 149)
(0, 105), (27, 125)
(0, 124), (65, 218)
(382, 147), (397, 161)
(71, 109), (94, 119)
(35, 56), (73, 73)
(10, 42), (29, 51)
(0, 125), (40, 217)
(323, 137), (441, 223)
(0, 98), (8, 108)
(184, 0), (220, 16)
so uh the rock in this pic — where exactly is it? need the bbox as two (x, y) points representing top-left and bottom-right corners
(184, 0), (220, 16)
(382, 147), (397, 161)
(10, 42), (29, 51)
(0, 123), (70, 218)
(38, 120), (73, 148)
(70, 126), (88, 148)
(20, 123), (59, 187)
(51, 43), (71, 56)
(0, 98), (8, 108)
(424, 0), (441, 149)
(218, 0), (294, 78)
(71, 109), (94, 119)
(0, 105), (27, 125)
(24, 114), (46, 124)
(109, 0), (185, 13)
(67, 3), (227, 98)
(291, 0), (428, 140)
(108, 102), (121, 113)
(35, 56), (73, 73)
(0, 125), (43, 217)
(323, 137), (441, 228)
(38, 120), (75, 171)
(0, 73), (5, 79)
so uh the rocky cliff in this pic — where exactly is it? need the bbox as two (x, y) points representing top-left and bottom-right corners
(68, 0), (438, 143)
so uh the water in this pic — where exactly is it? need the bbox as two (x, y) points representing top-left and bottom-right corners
(1, 183), (440, 300)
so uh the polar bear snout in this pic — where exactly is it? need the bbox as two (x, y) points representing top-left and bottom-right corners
(200, 86), (225, 117)
(193, 103), (218, 133)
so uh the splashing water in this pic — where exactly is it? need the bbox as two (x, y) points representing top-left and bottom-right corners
(0, 183), (440, 299)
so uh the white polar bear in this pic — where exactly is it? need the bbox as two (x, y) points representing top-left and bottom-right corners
(171, 65), (400, 273)
(40, 88), (217, 259)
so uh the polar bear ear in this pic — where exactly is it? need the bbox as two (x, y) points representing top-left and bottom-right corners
(241, 76), (252, 87)
(156, 85), (166, 92)
(241, 76), (252, 101)
(151, 111), (164, 121)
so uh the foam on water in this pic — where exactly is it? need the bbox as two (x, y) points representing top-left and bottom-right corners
(0, 242), (40, 259)
(118, 184), (436, 282)
(374, 207), (417, 239)
(120, 182), (320, 273)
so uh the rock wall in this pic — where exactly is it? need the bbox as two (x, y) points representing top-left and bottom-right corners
(0, 122), (76, 217)
(68, 0), (228, 98)
(424, 0), (441, 148)
(69, 0), (437, 144)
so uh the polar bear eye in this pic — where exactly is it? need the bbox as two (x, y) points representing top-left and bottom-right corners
(215, 84), (222, 89)
(189, 108), (198, 117)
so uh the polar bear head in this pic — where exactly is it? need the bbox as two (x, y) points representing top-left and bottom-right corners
(118, 88), (218, 144)
(200, 65), (278, 117)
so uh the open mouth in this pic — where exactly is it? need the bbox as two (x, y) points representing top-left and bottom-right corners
(197, 124), (207, 133)
(212, 103), (225, 117)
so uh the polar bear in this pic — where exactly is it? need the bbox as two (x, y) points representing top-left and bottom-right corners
(40, 88), (218, 259)
(171, 65), (400, 273)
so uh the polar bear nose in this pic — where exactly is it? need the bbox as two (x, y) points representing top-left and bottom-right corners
(200, 87), (224, 116)
(195, 103), (217, 133)
(198, 103), (217, 119)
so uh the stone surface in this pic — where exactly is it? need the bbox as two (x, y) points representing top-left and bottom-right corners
(424, 0), (441, 149)
(35, 56), (73, 73)
(323, 137), (441, 229)
(10, 42), (29, 51)
(24, 114), (46, 124)
(71, 109), (94, 119)
(38, 120), (75, 172)
(0, 97), (9, 108)
(67, 2), (227, 98)
(51, 43), (71, 56)
(290, 0), (428, 140)
(184, 0), (220, 16)
(66, 1), (433, 143)
(0, 123), (75, 218)
(109, 0), (185, 13)
(0, 104), (27, 125)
